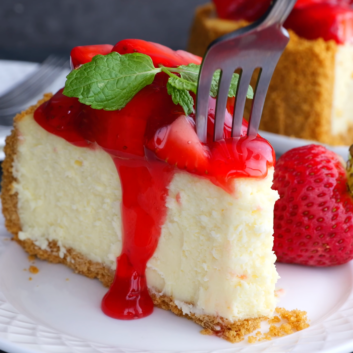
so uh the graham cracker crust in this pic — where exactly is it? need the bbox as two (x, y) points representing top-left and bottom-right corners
(188, 3), (353, 146)
(1, 99), (264, 343)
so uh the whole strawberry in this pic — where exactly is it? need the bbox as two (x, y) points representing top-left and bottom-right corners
(272, 144), (353, 266)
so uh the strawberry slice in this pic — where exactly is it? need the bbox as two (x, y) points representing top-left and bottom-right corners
(175, 50), (202, 65)
(112, 39), (200, 68)
(147, 115), (210, 175)
(88, 84), (172, 158)
(70, 44), (113, 69)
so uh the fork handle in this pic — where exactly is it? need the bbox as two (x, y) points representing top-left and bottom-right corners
(259, 0), (297, 29)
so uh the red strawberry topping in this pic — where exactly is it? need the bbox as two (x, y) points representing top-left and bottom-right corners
(146, 115), (211, 175)
(272, 145), (353, 267)
(70, 44), (113, 69)
(112, 39), (202, 68)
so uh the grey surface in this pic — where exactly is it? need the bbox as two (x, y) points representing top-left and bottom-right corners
(0, 0), (207, 62)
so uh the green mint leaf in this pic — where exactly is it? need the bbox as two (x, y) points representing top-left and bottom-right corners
(167, 76), (197, 94)
(63, 52), (159, 110)
(209, 70), (221, 97)
(246, 84), (254, 99)
(210, 70), (254, 99)
(167, 82), (194, 116)
(177, 63), (199, 83)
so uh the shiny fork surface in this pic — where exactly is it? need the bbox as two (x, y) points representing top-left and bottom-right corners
(195, 0), (297, 143)
(0, 55), (68, 120)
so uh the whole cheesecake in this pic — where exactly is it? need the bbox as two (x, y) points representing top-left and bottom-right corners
(1, 40), (279, 342)
(188, 2), (353, 146)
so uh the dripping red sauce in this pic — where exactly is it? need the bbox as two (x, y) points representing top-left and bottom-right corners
(34, 43), (274, 320)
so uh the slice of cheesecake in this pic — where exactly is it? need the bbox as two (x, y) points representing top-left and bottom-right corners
(1, 40), (279, 343)
(188, 2), (353, 146)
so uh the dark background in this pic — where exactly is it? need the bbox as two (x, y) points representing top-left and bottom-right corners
(0, 0), (207, 62)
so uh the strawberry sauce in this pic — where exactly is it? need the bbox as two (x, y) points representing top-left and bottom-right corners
(33, 44), (275, 320)
(101, 160), (174, 319)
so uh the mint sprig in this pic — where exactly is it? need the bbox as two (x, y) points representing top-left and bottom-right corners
(63, 52), (254, 115)
(63, 52), (159, 110)
(173, 64), (253, 100)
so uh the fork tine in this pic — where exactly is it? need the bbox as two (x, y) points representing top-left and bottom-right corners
(214, 68), (233, 141)
(0, 56), (66, 108)
(0, 58), (65, 104)
(196, 62), (214, 144)
(248, 62), (278, 138)
(0, 68), (57, 108)
(0, 68), (65, 115)
(0, 56), (58, 101)
(5, 62), (66, 106)
(0, 58), (68, 112)
(232, 70), (253, 138)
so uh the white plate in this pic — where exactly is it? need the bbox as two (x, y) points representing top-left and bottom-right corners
(0, 213), (352, 353)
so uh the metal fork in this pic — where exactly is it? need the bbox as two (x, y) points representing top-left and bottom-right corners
(0, 55), (69, 123)
(196, 0), (297, 142)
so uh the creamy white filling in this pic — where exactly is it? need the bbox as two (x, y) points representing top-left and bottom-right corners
(331, 44), (353, 136)
(13, 113), (279, 321)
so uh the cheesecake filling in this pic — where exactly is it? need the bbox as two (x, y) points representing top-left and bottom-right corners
(331, 44), (353, 136)
(14, 113), (279, 322)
